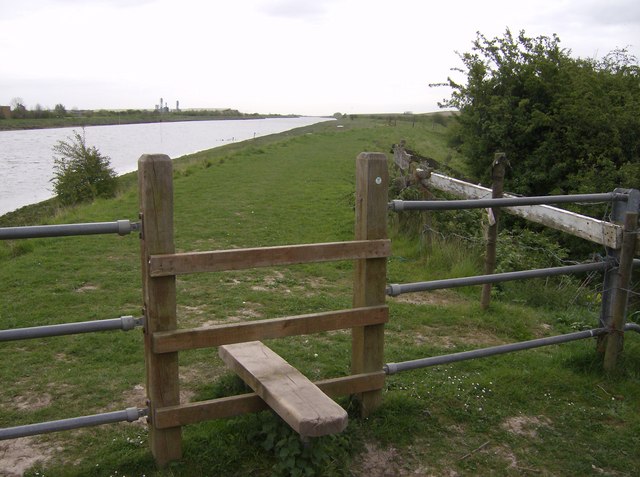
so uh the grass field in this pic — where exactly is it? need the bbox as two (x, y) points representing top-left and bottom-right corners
(1, 116), (639, 476)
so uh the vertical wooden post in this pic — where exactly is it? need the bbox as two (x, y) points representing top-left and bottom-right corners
(352, 152), (388, 417)
(480, 153), (507, 309)
(139, 154), (182, 465)
(603, 189), (639, 371)
(597, 188), (627, 352)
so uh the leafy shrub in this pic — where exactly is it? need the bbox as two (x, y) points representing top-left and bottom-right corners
(251, 413), (352, 477)
(50, 130), (117, 205)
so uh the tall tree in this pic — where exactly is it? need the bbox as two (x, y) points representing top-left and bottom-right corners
(438, 29), (640, 196)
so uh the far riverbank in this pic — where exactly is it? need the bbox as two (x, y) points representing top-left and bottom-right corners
(0, 110), (307, 131)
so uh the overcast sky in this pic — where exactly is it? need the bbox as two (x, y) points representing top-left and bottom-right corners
(1, 0), (638, 116)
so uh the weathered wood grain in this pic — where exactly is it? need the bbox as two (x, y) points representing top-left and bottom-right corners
(425, 172), (623, 249)
(153, 372), (385, 429)
(149, 239), (391, 276)
(153, 306), (388, 353)
(219, 341), (348, 437)
(352, 152), (388, 416)
(138, 154), (182, 465)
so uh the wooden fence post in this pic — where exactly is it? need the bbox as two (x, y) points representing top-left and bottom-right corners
(603, 189), (639, 371)
(139, 154), (182, 465)
(352, 152), (388, 417)
(480, 153), (507, 309)
(597, 188), (628, 355)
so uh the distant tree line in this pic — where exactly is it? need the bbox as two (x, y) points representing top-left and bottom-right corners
(436, 29), (640, 197)
(1, 100), (279, 121)
(3, 98), (68, 119)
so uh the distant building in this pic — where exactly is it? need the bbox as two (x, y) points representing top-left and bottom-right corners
(0, 106), (11, 119)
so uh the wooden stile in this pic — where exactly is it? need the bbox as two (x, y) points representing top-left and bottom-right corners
(153, 306), (388, 353)
(154, 372), (385, 429)
(149, 239), (391, 276)
(219, 341), (349, 437)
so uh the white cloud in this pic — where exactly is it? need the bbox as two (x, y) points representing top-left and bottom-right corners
(0, 0), (637, 115)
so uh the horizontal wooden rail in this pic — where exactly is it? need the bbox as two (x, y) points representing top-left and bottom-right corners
(424, 172), (623, 249)
(149, 239), (391, 276)
(153, 371), (386, 429)
(153, 306), (388, 353)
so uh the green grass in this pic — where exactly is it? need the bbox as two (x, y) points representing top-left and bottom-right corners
(1, 116), (639, 476)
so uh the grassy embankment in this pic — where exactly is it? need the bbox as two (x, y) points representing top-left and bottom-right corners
(1, 116), (639, 476)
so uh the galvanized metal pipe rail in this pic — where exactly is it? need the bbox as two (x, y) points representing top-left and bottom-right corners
(0, 220), (140, 240)
(386, 261), (608, 297)
(384, 322), (640, 374)
(0, 407), (148, 440)
(626, 323), (640, 334)
(384, 328), (608, 374)
(0, 316), (144, 342)
(389, 192), (628, 212)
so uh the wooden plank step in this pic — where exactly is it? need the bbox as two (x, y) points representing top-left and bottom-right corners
(218, 341), (348, 437)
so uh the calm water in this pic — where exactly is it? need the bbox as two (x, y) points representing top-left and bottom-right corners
(0, 117), (331, 216)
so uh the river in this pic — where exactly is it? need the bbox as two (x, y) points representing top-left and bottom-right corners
(0, 117), (331, 216)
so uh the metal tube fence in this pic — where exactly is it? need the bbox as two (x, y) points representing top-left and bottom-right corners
(384, 328), (608, 375)
(386, 261), (608, 297)
(0, 316), (144, 342)
(389, 192), (628, 212)
(0, 407), (148, 440)
(0, 220), (140, 240)
(626, 323), (640, 334)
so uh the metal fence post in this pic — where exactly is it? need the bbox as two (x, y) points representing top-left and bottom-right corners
(603, 189), (639, 371)
(138, 154), (182, 465)
(352, 152), (388, 417)
(481, 153), (507, 309)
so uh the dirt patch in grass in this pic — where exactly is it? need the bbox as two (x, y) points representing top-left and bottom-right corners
(179, 304), (207, 318)
(352, 442), (408, 477)
(179, 362), (227, 399)
(493, 444), (519, 469)
(352, 441), (466, 477)
(228, 302), (263, 320)
(390, 290), (465, 307)
(75, 283), (99, 292)
(12, 393), (52, 411)
(501, 415), (552, 438)
(0, 437), (56, 477)
(413, 326), (506, 349)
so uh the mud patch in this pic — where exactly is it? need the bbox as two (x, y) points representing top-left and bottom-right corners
(501, 415), (552, 439)
(0, 437), (56, 477)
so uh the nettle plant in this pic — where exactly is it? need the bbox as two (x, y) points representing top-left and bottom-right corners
(251, 413), (352, 477)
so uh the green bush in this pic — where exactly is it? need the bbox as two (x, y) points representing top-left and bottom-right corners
(50, 129), (117, 205)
